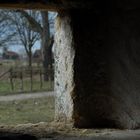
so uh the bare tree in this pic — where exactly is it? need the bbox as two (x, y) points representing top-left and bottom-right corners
(0, 9), (55, 80)
(9, 10), (40, 67)
(16, 10), (55, 80)
(0, 10), (16, 47)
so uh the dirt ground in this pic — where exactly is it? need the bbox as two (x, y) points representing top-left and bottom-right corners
(0, 122), (140, 140)
(0, 91), (54, 101)
(0, 92), (139, 139)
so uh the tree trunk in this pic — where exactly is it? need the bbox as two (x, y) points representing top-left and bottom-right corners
(28, 50), (32, 67)
(41, 11), (53, 81)
(27, 48), (33, 91)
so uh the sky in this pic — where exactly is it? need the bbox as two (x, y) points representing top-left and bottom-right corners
(11, 40), (40, 53)
(0, 40), (40, 55)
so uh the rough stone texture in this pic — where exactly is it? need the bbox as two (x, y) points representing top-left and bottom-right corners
(108, 9), (140, 129)
(71, 8), (140, 129)
(0, 0), (93, 10)
(1, 0), (140, 130)
(71, 10), (111, 128)
(1, 0), (140, 11)
(54, 6), (140, 129)
(54, 12), (75, 122)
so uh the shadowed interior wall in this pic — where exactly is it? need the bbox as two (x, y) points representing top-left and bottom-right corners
(72, 9), (140, 129)
(55, 7), (140, 129)
(72, 10), (111, 128)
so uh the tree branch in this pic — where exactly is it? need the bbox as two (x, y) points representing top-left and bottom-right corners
(16, 10), (43, 34)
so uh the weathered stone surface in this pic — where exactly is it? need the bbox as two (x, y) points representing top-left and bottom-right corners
(1, 0), (140, 130)
(0, 0), (93, 10)
(108, 9), (140, 129)
(54, 6), (140, 129)
(1, 0), (140, 10)
(54, 12), (75, 122)
(71, 10), (111, 128)
(71, 8), (140, 129)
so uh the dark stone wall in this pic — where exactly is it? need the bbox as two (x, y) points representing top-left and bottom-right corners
(72, 10), (111, 128)
(109, 9), (140, 129)
(2, 0), (140, 130)
(71, 8), (140, 129)
(0, 0), (93, 10)
(1, 0), (140, 10)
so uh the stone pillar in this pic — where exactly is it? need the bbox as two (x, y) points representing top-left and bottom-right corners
(54, 11), (75, 122)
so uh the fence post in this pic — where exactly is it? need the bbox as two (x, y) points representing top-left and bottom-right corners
(10, 68), (14, 91)
(50, 68), (54, 89)
(40, 68), (43, 90)
(30, 66), (33, 91)
(20, 69), (23, 91)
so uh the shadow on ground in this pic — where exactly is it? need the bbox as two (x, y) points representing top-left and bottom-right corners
(0, 132), (37, 140)
(0, 123), (140, 140)
(1, 132), (140, 140)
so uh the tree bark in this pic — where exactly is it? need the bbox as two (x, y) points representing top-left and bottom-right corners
(27, 47), (32, 67)
(41, 11), (53, 81)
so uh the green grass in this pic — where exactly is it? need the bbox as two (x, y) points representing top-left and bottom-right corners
(0, 97), (55, 125)
(0, 80), (54, 95)
(0, 81), (12, 93)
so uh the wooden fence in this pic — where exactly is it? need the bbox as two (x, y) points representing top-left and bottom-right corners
(0, 66), (54, 92)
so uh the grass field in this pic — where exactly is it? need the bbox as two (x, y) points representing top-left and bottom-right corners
(0, 97), (55, 125)
(0, 80), (54, 95)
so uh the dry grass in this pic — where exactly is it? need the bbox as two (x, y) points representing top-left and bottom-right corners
(0, 97), (55, 125)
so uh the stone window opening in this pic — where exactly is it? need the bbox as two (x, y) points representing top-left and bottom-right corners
(0, 8), (57, 130)
(1, 1), (140, 140)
